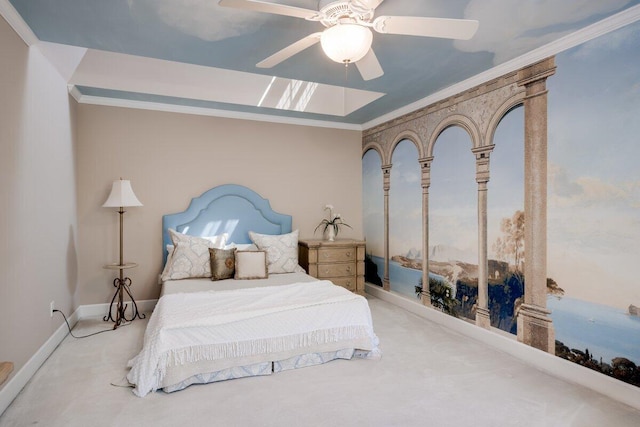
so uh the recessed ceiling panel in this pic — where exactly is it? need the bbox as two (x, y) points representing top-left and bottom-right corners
(69, 49), (384, 117)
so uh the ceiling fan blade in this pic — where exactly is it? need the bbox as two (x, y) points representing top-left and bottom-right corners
(374, 16), (479, 40)
(218, 0), (320, 20)
(257, 33), (322, 68)
(355, 49), (384, 81)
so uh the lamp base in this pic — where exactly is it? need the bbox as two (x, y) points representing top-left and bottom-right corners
(103, 276), (145, 329)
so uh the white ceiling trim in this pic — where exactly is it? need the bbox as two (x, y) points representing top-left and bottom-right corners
(36, 42), (87, 82)
(362, 4), (640, 130)
(68, 85), (363, 131)
(0, 0), (37, 45)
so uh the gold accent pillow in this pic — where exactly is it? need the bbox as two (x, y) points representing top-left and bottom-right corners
(209, 247), (236, 281)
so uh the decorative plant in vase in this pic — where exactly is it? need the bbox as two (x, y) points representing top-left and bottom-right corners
(314, 204), (351, 241)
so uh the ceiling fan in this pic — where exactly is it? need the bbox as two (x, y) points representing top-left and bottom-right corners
(218, 0), (479, 81)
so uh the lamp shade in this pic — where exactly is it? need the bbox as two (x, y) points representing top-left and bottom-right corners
(102, 179), (143, 208)
(320, 24), (373, 64)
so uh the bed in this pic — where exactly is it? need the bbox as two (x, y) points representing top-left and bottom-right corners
(127, 184), (380, 397)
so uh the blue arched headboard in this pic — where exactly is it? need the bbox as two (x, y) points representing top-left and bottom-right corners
(162, 184), (292, 263)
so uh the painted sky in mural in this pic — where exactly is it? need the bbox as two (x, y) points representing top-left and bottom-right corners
(389, 141), (422, 257)
(547, 20), (640, 310)
(487, 107), (524, 258)
(362, 149), (383, 256)
(429, 127), (477, 262)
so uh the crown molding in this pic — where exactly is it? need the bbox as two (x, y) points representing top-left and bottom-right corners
(362, 4), (640, 131)
(69, 87), (363, 131)
(0, 0), (37, 46)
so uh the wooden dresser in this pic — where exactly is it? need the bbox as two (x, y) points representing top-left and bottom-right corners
(298, 239), (366, 295)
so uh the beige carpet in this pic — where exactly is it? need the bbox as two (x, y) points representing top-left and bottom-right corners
(1, 296), (639, 427)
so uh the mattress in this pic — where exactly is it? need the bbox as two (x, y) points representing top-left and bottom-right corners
(160, 271), (318, 297)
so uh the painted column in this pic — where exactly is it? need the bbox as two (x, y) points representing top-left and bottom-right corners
(516, 57), (556, 353)
(419, 157), (433, 307)
(472, 146), (494, 329)
(382, 164), (392, 291)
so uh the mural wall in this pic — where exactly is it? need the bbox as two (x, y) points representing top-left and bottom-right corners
(546, 20), (640, 381)
(362, 20), (640, 387)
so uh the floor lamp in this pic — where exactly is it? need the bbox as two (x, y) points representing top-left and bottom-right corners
(102, 178), (146, 329)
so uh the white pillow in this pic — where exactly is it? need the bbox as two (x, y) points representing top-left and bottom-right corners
(225, 243), (258, 251)
(234, 250), (268, 280)
(161, 229), (228, 281)
(248, 230), (299, 274)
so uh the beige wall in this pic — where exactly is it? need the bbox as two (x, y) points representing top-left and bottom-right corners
(76, 105), (363, 304)
(0, 16), (78, 383)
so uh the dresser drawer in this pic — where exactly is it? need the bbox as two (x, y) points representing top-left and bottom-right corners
(317, 262), (356, 278)
(318, 247), (356, 263)
(330, 277), (357, 292)
(298, 239), (366, 295)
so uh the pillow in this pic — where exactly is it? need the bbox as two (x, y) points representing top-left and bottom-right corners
(161, 229), (228, 280)
(169, 230), (227, 248)
(225, 243), (258, 251)
(160, 245), (176, 281)
(209, 247), (236, 281)
(248, 230), (299, 274)
(234, 250), (268, 280)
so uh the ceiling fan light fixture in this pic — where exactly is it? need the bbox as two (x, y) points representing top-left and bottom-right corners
(320, 23), (372, 64)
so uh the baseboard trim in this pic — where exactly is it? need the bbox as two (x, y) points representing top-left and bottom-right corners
(0, 307), (80, 416)
(77, 299), (158, 319)
(0, 299), (158, 417)
(365, 284), (640, 411)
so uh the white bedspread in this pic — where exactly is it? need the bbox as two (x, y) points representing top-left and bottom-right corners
(127, 280), (380, 397)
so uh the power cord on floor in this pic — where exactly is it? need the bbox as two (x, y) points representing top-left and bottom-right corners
(53, 309), (129, 338)
(110, 376), (135, 388)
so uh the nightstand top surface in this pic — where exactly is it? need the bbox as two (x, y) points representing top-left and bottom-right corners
(299, 239), (365, 248)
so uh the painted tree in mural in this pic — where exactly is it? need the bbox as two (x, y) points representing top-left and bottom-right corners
(492, 210), (525, 283)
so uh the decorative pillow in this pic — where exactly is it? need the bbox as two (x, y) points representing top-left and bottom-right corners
(161, 229), (228, 280)
(248, 230), (299, 274)
(234, 250), (268, 280)
(209, 247), (236, 281)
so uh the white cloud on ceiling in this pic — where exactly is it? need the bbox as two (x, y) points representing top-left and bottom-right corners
(455, 0), (633, 64)
(135, 0), (272, 42)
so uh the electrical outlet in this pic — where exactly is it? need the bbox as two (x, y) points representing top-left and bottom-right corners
(50, 301), (55, 318)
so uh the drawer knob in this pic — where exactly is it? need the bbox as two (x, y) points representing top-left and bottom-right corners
(346, 251), (351, 257)
(346, 266), (352, 273)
